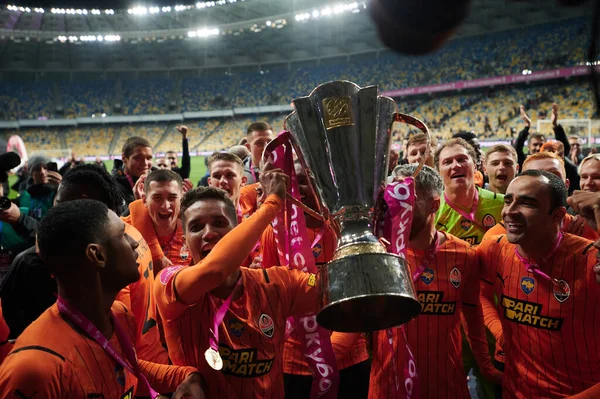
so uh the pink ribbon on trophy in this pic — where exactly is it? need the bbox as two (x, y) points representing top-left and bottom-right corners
(264, 131), (340, 399)
(382, 178), (420, 399)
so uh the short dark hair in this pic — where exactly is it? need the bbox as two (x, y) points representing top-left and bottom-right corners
(180, 187), (237, 230)
(61, 164), (125, 213)
(144, 169), (183, 193)
(247, 122), (272, 136)
(207, 152), (243, 173)
(38, 200), (110, 275)
(122, 136), (151, 158)
(529, 133), (546, 142)
(517, 169), (567, 210)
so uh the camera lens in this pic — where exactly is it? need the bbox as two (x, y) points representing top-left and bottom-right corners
(0, 196), (11, 211)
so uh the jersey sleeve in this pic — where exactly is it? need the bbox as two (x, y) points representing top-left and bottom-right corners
(0, 349), (63, 398)
(260, 224), (282, 268)
(160, 194), (282, 308)
(138, 360), (198, 396)
(269, 267), (319, 317)
(116, 285), (132, 311)
(125, 200), (165, 262)
(330, 332), (361, 364)
(460, 247), (502, 384)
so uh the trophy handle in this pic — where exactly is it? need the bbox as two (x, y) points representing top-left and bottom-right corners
(391, 113), (431, 178)
(261, 127), (329, 225)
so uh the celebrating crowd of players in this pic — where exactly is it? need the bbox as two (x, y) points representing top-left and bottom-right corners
(0, 103), (597, 399)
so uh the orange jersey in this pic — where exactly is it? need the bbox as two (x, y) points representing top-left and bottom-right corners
(123, 199), (188, 274)
(116, 224), (169, 364)
(0, 302), (11, 364)
(370, 232), (493, 399)
(155, 266), (317, 399)
(260, 223), (369, 374)
(484, 214), (599, 242)
(157, 221), (187, 266)
(239, 183), (260, 219)
(478, 234), (600, 398)
(0, 301), (197, 398)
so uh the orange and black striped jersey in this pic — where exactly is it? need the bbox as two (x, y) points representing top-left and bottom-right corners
(477, 233), (600, 398)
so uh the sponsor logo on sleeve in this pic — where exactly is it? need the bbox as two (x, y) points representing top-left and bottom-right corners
(159, 266), (185, 285)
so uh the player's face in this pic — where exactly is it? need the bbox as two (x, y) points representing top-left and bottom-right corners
(569, 139), (582, 155)
(123, 146), (152, 178)
(255, 184), (265, 208)
(32, 164), (49, 185)
(103, 211), (140, 290)
(485, 151), (518, 194)
(249, 129), (275, 164)
(166, 152), (178, 168)
(438, 145), (475, 190)
(143, 180), (182, 233)
(156, 158), (171, 170)
(407, 142), (434, 167)
(409, 186), (439, 239)
(208, 161), (247, 204)
(529, 138), (545, 154)
(183, 199), (236, 263)
(502, 176), (556, 245)
(522, 158), (566, 182)
(580, 160), (600, 192)
(294, 163), (318, 211)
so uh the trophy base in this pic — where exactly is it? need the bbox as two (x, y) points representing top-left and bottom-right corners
(316, 252), (421, 332)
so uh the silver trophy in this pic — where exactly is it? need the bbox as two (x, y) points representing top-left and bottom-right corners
(282, 80), (429, 332)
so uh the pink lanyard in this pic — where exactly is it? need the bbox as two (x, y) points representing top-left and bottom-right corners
(57, 297), (160, 399)
(125, 172), (135, 189)
(513, 232), (566, 291)
(205, 276), (242, 370)
(444, 189), (481, 227)
(410, 231), (442, 282)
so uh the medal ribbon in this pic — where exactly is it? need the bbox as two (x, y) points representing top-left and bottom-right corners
(382, 178), (419, 399)
(513, 232), (566, 291)
(264, 131), (340, 399)
(57, 297), (160, 399)
(208, 277), (243, 354)
(443, 188), (481, 227)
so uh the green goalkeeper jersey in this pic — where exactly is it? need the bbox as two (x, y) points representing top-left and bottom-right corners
(435, 187), (504, 246)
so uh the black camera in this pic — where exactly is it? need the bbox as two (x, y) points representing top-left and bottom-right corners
(0, 196), (12, 211)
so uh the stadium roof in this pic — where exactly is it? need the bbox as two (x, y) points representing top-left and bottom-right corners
(0, 0), (591, 72)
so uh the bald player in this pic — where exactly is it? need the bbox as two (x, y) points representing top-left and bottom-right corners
(478, 170), (600, 398)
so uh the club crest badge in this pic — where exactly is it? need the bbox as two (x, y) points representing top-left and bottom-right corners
(483, 214), (496, 229)
(460, 219), (472, 231)
(229, 318), (245, 337)
(521, 276), (535, 295)
(258, 313), (274, 338)
(420, 268), (435, 285)
(553, 279), (570, 303)
(450, 267), (462, 288)
(312, 244), (322, 258)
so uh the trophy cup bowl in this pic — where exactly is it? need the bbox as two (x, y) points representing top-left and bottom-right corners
(285, 81), (422, 332)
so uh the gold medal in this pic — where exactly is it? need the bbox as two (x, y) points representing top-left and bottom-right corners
(205, 347), (223, 370)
